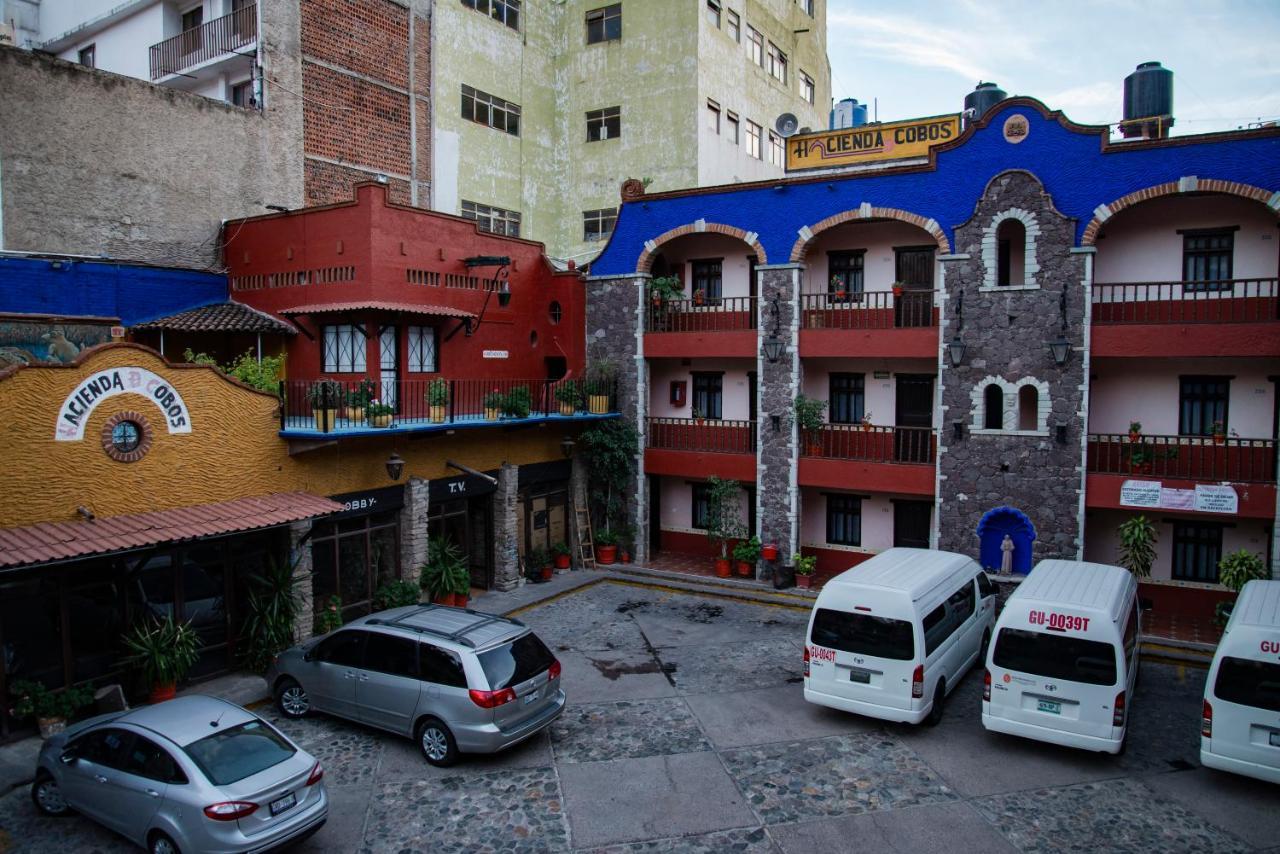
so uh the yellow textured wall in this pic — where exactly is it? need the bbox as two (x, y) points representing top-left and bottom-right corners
(0, 344), (571, 528)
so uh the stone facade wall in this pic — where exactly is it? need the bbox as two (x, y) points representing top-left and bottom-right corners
(289, 520), (316, 641)
(756, 265), (802, 574)
(492, 462), (520, 591)
(937, 170), (1088, 565)
(399, 476), (429, 587)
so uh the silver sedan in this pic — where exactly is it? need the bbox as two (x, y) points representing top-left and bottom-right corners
(31, 694), (327, 854)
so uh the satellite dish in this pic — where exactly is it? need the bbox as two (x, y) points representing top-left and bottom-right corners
(775, 112), (800, 138)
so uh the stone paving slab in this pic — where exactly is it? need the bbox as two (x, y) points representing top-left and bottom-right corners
(769, 801), (1019, 854)
(721, 732), (957, 825)
(377, 731), (553, 784)
(550, 698), (710, 764)
(1139, 767), (1280, 851)
(684, 683), (877, 751)
(259, 708), (385, 787)
(557, 648), (678, 706)
(657, 637), (803, 696)
(0, 785), (134, 853)
(1112, 662), (1205, 775)
(579, 826), (778, 853)
(971, 777), (1252, 854)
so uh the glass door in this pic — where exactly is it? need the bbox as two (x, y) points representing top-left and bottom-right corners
(379, 326), (398, 410)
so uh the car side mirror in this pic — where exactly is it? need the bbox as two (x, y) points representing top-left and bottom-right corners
(59, 750), (78, 765)
(303, 650), (315, 663)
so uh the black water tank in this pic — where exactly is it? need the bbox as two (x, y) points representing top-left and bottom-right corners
(964, 82), (1007, 126)
(1122, 61), (1174, 138)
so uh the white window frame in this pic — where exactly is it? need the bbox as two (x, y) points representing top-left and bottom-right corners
(705, 0), (721, 28)
(746, 120), (762, 159)
(767, 41), (787, 83)
(406, 325), (438, 373)
(726, 9), (740, 41)
(768, 131), (785, 166)
(726, 110), (740, 144)
(747, 26), (764, 66)
(800, 70), (815, 104)
(706, 99), (721, 134)
(322, 324), (367, 373)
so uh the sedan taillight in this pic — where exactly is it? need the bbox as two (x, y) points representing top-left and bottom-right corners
(469, 687), (517, 708)
(306, 762), (324, 786)
(204, 801), (258, 821)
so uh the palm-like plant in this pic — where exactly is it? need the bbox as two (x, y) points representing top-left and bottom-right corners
(240, 559), (302, 673)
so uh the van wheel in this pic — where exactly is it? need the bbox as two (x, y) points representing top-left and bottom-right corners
(925, 680), (945, 727)
(417, 718), (459, 767)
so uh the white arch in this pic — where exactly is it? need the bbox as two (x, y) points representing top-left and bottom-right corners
(970, 375), (1050, 434)
(981, 207), (1042, 290)
(55, 366), (193, 441)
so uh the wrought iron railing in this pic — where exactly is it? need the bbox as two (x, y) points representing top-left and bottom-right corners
(645, 296), (757, 333)
(799, 424), (937, 464)
(279, 376), (617, 432)
(1090, 279), (1278, 325)
(800, 290), (937, 330)
(1087, 434), (1276, 483)
(150, 4), (257, 80)
(646, 418), (756, 454)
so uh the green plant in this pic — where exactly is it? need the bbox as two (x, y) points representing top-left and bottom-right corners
(240, 558), (302, 672)
(692, 406), (705, 420)
(733, 536), (762, 563)
(427, 378), (450, 406)
(347, 378), (376, 408)
(551, 541), (571, 557)
(584, 357), (618, 397)
(314, 596), (344, 635)
(308, 379), (345, 409)
(529, 547), (550, 569)
(793, 554), (817, 576)
(580, 418), (639, 540)
(366, 400), (394, 417)
(8, 680), (95, 721)
(1117, 515), (1158, 579)
(1218, 549), (1267, 593)
(1128, 421), (1142, 436)
(420, 537), (471, 598)
(483, 390), (504, 410)
(794, 394), (827, 433)
(501, 386), (533, 418)
(122, 616), (201, 687)
(555, 383), (582, 407)
(647, 275), (683, 303)
(594, 529), (618, 547)
(1212, 419), (1226, 436)
(183, 348), (284, 393)
(374, 579), (422, 610)
(705, 476), (745, 559)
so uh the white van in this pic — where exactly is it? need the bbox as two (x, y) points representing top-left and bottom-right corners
(982, 559), (1139, 754)
(803, 547), (996, 725)
(1201, 579), (1280, 784)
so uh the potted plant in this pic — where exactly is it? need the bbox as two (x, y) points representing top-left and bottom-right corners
(794, 394), (827, 455)
(692, 406), (705, 424)
(595, 529), (618, 564)
(891, 281), (905, 298)
(647, 275), (683, 307)
(793, 553), (817, 589)
(585, 361), (616, 414)
(1116, 515), (1157, 579)
(860, 411), (874, 432)
(8, 680), (95, 739)
(240, 558), (303, 673)
(761, 542), (779, 562)
(308, 379), (344, 431)
(1128, 421), (1142, 443)
(1211, 419), (1227, 445)
(1215, 549), (1268, 626)
(420, 537), (470, 607)
(374, 579), (422, 610)
(314, 595), (344, 635)
(502, 386), (532, 419)
(528, 547), (553, 582)
(733, 536), (761, 578)
(552, 541), (572, 570)
(366, 399), (394, 428)
(555, 383), (582, 416)
(122, 616), (201, 704)
(706, 476), (745, 578)
(692, 288), (707, 306)
(1128, 445), (1154, 475)
(830, 275), (847, 302)
(345, 379), (374, 424)
(483, 390), (503, 420)
(426, 378), (450, 423)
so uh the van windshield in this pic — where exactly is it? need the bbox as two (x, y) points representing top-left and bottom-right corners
(1214, 656), (1280, 712)
(810, 608), (915, 661)
(992, 628), (1118, 686)
(478, 632), (555, 691)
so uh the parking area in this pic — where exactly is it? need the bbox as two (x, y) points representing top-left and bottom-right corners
(2, 579), (1278, 853)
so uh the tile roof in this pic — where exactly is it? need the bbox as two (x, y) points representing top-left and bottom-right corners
(279, 301), (477, 320)
(0, 492), (344, 569)
(131, 301), (298, 335)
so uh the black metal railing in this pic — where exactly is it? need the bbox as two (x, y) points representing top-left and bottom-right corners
(645, 296), (757, 333)
(150, 4), (257, 80)
(1091, 279), (1279, 325)
(800, 290), (937, 330)
(646, 417), (756, 454)
(1087, 434), (1276, 483)
(800, 424), (937, 464)
(279, 376), (618, 432)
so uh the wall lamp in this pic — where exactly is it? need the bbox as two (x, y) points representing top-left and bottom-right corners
(560, 436), (576, 458)
(1048, 288), (1071, 366)
(946, 289), (966, 368)
(385, 452), (405, 482)
(762, 292), (785, 363)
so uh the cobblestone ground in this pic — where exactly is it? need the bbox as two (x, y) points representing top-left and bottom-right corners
(2, 579), (1277, 853)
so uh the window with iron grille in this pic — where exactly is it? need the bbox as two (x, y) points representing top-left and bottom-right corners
(691, 372), (723, 420)
(322, 324), (367, 373)
(1172, 521), (1223, 583)
(78, 44), (96, 68)
(800, 70), (815, 104)
(691, 259), (723, 301)
(586, 106), (621, 141)
(692, 483), (711, 529)
(747, 26), (763, 65)
(1182, 228), (1234, 292)
(826, 494), (862, 546)
(726, 9), (740, 41)
(767, 41), (787, 83)
(828, 251), (864, 299)
(586, 3), (621, 43)
(768, 131), (785, 166)
(726, 111), (740, 143)
(461, 200), (521, 237)
(407, 326), (438, 373)
(462, 0), (520, 30)
(583, 208), (618, 242)
(461, 85), (521, 136)
(828, 374), (865, 424)
(706, 0), (720, 28)
(231, 79), (254, 108)
(1179, 375), (1229, 436)
(746, 120), (762, 158)
(706, 100), (721, 134)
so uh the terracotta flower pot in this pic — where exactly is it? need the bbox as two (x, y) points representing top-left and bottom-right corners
(434, 593), (456, 607)
(1129, 431), (1141, 443)
(454, 594), (468, 609)
(892, 286), (904, 298)
(796, 574), (812, 590)
(761, 544), (779, 561)
(37, 716), (67, 740)
(541, 566), (554, 582)
(621, 551), (632, 563)
(736, 560), (753, 577)
(1213, 433), (1226, 445)
(597, 545), (617, 565)
(715, 558), (731, 578)
(554, 553), (571, 569)
(149, 682), (177, 704)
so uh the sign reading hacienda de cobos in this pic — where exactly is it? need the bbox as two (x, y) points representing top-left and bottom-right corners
(55, 367), (193, 441)
(786, 114), (961, 172)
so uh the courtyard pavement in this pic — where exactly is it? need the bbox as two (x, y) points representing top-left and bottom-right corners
(2, 579), (1277, 853)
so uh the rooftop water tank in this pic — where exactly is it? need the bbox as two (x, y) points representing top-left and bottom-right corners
(963, 82), (1007, 126)
(1122, 61), (1174, 139)
(830, 98), (868, 130)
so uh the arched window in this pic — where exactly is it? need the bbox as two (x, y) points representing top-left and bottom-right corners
(997, 219), (1026, 286)
(1018, 385), (1039, 431)
(983, 384), (1003, 430)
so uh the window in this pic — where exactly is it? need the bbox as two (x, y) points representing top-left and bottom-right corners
(78, 44), (96, 68)
(1172, 521), (1224, 583)
(976, 572), (995, 599)
(478, 633), (556, 690)
(706, 99), (721, 134)
(586, 106), (621, 141)
(691, 483), (711, 529)
(179, 5), (203, 54)
(691, 372), (723, 419)
(799, 0), (814, 15)
(745, 120), (762, 158)
(799, 70), (815, 105)
(993, 628), (1118, 686)
(111, 420), (142, 453)
(583, 208), (618, 242)
(828, 250), (864, 299)
(706, 0), (721, 28)
(747, 26), (764, 66)
(585, 4), (621, 43)
(311, 512), (400, 622)
(1214, 656), (1280, 713)
(726, 9), (740, 41)
(407, 326), (438, 373)
(1183, 228), (1234, 290)
(983, 384), (1003, 430)
(549, 301), (563, 324)
(122, 735), (186, 784)
(768, 131), (785, 166)
(461, 85), (521, 136)
(922, 603), (950, 655)
(948, 580), (976, 624)
(825, 494), (861, 546)
(767, 42), (787, 83)
(181, 6), (203, 32)
(231, 79), (254, 107)
(363, 633), (418, 679)
(70, 728), (131, 767)
(1017, 385), (1038, 431)
(420, 643), (467, 688)
(461, 200), (521, 237)
(810, 608), (915, 660)
(726, 111), (740, 143)
(462, 0), (520, 31)
(183, 721), (295, 786)
(691, 259), (723, 301)
(322, 324), (367, 373)
(996, 219), (1026, 286)
(315, 630), (368, 666)
(1179, 375), (1229, 436)
(828, 374), (864, 424)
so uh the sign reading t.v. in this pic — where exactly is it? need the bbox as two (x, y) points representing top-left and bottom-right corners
(55, 367), (192, 441)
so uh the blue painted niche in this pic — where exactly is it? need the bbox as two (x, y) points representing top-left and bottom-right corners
(977, 506), (1036, 575)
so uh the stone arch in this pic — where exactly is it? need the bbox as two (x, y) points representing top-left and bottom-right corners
(970, 375), (1050, 433)
(636, 221), (766, 273)
(1081, 178), (1280, 246)
(982, 207), (1042, 288)
(976, 506), (1037, 574)
(789, 205), (951, 263)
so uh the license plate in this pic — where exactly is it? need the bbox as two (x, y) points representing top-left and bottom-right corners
(1037, 699), (1061, 715)
(849, 669), (870, 684)
(1270, 732), (1280, 748)
(523, 689), (540, 706)
(269, 792), (296, 816)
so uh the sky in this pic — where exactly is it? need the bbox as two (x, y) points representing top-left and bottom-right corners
(825, 0), (1280, 136)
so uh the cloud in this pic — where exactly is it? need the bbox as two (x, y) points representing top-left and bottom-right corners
(827, 9), (1008, 82)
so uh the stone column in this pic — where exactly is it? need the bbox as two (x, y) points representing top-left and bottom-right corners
(288, 519), (315, 641)
(399, 476), (429, 587)
(756, 263), (803, 577)
(569, 448), (590, 568)
(492, 462), (521, 591)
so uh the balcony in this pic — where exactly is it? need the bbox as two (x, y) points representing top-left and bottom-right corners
(798, 425), (936, 495)
(278, 377), (618, 439)
(150, 5), (257, 81)
(1090, 279), (1280, 357)
(799, 292), (939, 359)
(644, 296), (757, 358)
(644, 417), (756, 481)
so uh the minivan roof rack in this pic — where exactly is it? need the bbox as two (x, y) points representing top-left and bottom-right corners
(365, 605), (524, 648)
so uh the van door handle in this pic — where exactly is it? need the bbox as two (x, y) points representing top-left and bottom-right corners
(94, 774), (108, 784)
(358, 673), (369, 682)
(145, 788), (161, 798)
(345, 671), (356, 679)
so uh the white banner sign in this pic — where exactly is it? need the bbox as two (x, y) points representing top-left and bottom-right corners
(1119, 480), (1161, 508)
(1195, 484), (1239, 514)
(482, 350), (509, 359)
(55, 366), (192, 441)
(1118, 480), (1238, 515)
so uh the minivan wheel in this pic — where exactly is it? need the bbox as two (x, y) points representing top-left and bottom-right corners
(149, 830), (181, 854)
(31, 772), (70, 817)
(417, 718), (459, 767)
(276, 678), (311, 719)
(925, 680), (946, 727)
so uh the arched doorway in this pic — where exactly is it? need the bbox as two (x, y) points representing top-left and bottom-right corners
(977, 506), (1036, 574)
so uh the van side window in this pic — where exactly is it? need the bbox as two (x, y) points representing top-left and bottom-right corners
(1122, 604), (1139, 660)
(976, 572), (995, 599)
(923, 604), (950, 655)
(948, 582), (975, 622)
(420, 643), (468, 689)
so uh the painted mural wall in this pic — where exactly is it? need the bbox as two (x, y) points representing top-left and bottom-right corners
(0, 315), (114, 370)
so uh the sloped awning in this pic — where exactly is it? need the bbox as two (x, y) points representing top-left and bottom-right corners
(279, 301), (477, 320)
(131, 302), (298, 335)
(0, 492), (344, 569)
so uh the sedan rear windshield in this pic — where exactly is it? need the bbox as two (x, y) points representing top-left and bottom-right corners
(183, 720), (295, 786)
(1214, 656), (1280, 713)
(810, 608), (915, 661)
(992, 628), (1118, 686)
(478, 632), (555, 690)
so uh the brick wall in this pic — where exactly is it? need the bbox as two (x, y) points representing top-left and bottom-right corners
(304, 159), (412, 207)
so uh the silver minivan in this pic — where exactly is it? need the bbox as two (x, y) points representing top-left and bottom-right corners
(267, 605), (564, 766)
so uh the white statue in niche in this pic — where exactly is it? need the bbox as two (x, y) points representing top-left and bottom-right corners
(1000, 534), (1015, 576)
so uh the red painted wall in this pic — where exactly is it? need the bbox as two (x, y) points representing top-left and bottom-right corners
(1085, 473), (1276, 520)
(644, 448), (757, 482)
(797, 457), (935, 496)
(1091, 320), (1280, 358)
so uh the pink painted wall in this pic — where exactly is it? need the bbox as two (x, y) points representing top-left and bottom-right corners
(800, 358), (938, 428)
(1093, 194), (1278, 283)
(1084, 509), (1270, 583)
(799, 220), (938, 294)
(649, 358), (755, 420)
(657, 476), (751, 535)
(656, 233), (756, 299)
(1088, 359), (1275, 438)
(799, 487), (901, 552)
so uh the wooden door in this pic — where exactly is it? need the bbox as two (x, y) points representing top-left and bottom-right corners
(894, 246), (935, 328)
(894, 374), (934, 463)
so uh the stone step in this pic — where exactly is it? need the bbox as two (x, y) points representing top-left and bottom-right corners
(600, 564), (816, 610)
